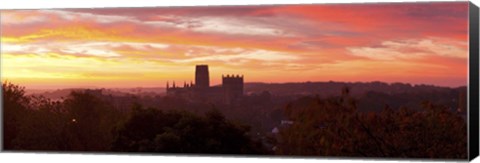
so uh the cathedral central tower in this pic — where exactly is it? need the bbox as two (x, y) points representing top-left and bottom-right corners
(195, 65), (210, 89)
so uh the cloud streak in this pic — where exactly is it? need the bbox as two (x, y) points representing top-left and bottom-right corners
(0, 2), (469, 88)
(347, 38), (468, 60)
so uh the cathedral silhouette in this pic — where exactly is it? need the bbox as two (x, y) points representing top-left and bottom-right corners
(166, 65), (244, 103)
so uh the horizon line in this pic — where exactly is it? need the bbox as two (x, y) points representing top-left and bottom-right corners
(16, 80), (468, 90)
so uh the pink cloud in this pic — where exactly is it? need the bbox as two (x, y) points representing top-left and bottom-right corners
(0, 2), (470, 88)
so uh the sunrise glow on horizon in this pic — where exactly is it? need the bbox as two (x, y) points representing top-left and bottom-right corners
(0, 2), (469, 89)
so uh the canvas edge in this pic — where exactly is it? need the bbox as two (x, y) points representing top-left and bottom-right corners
(469, 1), (480, 161)
(0, 10), (4, 151)
(0, 1), (476, 161)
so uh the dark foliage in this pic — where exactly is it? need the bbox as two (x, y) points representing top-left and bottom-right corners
(3, 82), (30, 149)
(275, 87), (467, 159)
(2, 82), (467, 159)
(2, 82), (266, 154)
(111, 106), (267, 154)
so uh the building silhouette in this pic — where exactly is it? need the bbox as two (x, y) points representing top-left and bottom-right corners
(195, 65), (210, 89)
(222, 74), (244, 103)
(166, 65), (244, 103)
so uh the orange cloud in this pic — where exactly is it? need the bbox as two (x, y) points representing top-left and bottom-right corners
(0, 2), (469, 89)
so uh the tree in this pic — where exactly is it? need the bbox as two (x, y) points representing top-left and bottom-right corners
(2, 82), (30, 149)
(12, 95), (68, 150)
(112, 105), (268, 154)
(61, 90), (124, 151)
(275, 88), (467, 159)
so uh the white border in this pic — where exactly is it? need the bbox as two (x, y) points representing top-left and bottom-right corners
(0, 0), (471, 9)
(1, 0), (479, 163)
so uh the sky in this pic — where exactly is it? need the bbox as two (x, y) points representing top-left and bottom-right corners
(0, 2), (470, 89)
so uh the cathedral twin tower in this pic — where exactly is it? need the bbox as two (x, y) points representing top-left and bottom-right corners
(166, 65), (244, 102)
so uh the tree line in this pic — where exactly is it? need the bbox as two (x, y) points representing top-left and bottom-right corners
(3, 82), (267, 154)
(274, 87), (467, 159)
(2, 82), (468, 159)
